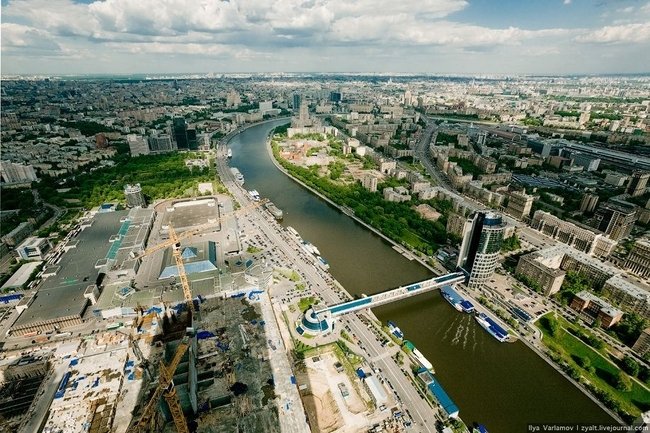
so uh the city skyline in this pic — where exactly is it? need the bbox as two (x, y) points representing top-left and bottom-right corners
(2, 0), (650, 75)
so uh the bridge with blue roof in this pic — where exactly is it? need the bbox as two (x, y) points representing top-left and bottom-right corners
(314, 272), (466, 319)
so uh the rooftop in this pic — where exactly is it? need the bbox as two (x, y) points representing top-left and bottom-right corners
(11, 211), (127, 330)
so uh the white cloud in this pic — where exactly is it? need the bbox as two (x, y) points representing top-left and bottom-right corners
(1, 0), (649, 74)
(575, 22), (650, 44)
(563, 0), (571, 5)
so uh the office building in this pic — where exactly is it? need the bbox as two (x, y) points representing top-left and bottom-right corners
(0, 160), (38, 183)
(569, 291), (623, 329)
(186, 128), (198, 150)
(259, 100), (273, 113)
(15, 237), (52, 261)
(515, 250), (566, 296)
(124, 184), (146, 208)
(173, 117), (189, 149)
(292, 94), (302, 110)
(593, 199), (637, 241)
(457, 211), (505, 288)
(625, 238), (650, 279)
(530, 210), (617, 258)
(148, 134), (175, 152)
(602, 275), (650, 320)
(632, 328), (650, 358)
(580, 193), (599, 214)
(627, 171), (650, 197)
(506, 191), (534, 220)
(330, 91), (342, 103)
(127, 134), (149, 156)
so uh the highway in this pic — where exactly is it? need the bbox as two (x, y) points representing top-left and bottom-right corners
(215, 137), (442, 432)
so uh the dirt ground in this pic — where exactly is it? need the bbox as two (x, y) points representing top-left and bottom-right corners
(297, 352), (370, 433)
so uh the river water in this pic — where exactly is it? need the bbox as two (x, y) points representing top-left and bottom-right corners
(228, 120), (614, 432)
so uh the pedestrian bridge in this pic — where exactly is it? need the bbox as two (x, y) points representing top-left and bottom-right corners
(314, 272), (466, 319)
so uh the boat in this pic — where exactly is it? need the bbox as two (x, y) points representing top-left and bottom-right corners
(287, 226), (300, 238)
(248, 190), (260, 201)
(264, 201), (283, 220)
(475, 312), (509, 342)
(441, 285), (474, 313)
(230, 167), (244, 185)
(387, 321), (404, 340)
(227, 149), (232, 158)
(403, 340), (433, 370)
(316, 255), (330, 269)
(472, 424), (488, 433)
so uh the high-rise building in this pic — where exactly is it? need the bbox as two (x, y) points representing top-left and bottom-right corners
(124, 184), (146, 208)
(580, 193), (599, 214)
(457, 211), (505, 287)
(593, 199), (638, 241)
(625, 238), (650, 279)
(148, 135), (175, 152)
(186, 128), (198, 150)
(627, 171), (650, 197)
(403, 89), (412, 106)
(259, 100), (273, 113)
(361, 174), (378, 192)
(506, 191), (534, 220)
(95, 133), (109, 149)
(292, 94), (302, 110)
(0, 160), (38, 183)
(329, 91), (342, 103)
(173, 117), (189, 149)
(226, 90), (241, 108)
(127, 134), (149, 156)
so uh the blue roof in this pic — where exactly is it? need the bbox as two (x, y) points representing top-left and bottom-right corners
(328, 297), (372, 314)
(484, 315), (509, 338)
(181, 247), (198, 259)
(441, 285), (463, 303)
(0, 293), (23, 303)
(427, 376), (459, 418)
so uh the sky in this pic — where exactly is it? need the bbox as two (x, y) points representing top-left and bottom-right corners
(1, 0), (650, 75)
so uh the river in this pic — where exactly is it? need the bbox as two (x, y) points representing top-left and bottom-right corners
(227, 120), (614, 432)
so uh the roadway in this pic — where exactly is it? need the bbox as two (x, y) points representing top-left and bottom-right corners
(215, 140), (442, 432)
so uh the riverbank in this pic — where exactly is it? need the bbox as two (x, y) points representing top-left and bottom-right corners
(265, 125), (626, 426)
(264, 129), (439, 275)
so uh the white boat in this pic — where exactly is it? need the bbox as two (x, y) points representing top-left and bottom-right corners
(230, 167), (244, 185)
(227, 149), (232, 158)
(248, 190), (260, 201)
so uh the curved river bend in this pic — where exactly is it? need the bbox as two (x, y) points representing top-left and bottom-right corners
(228, 120), (614, 432)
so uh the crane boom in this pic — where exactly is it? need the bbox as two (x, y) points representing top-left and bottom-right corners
(127, 338), (190, 433)
(131, 198), (267, 261)
(169, 224), (193, 309)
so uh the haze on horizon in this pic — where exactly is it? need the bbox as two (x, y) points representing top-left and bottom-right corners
(2, 0), (650, 76)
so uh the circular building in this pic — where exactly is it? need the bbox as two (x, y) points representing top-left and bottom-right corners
(297, 307), (333, 336)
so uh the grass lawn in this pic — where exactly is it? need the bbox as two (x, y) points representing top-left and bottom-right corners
(537, 313), (650, 417)
(297, 296), (317, 313)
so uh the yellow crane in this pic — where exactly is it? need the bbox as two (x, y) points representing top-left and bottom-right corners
(127, 337), (190, 433)
(126, 197), (267, 432)
(130, 198), (267, 309)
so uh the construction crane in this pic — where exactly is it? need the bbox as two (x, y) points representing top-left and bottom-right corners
(130, 198), (267, 309)
(127, 337), (190, 433)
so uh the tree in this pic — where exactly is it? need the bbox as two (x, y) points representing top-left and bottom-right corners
(612, 371), (632, 392)
(621, 356), (640, 377)
(612, 313), (648, 346)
